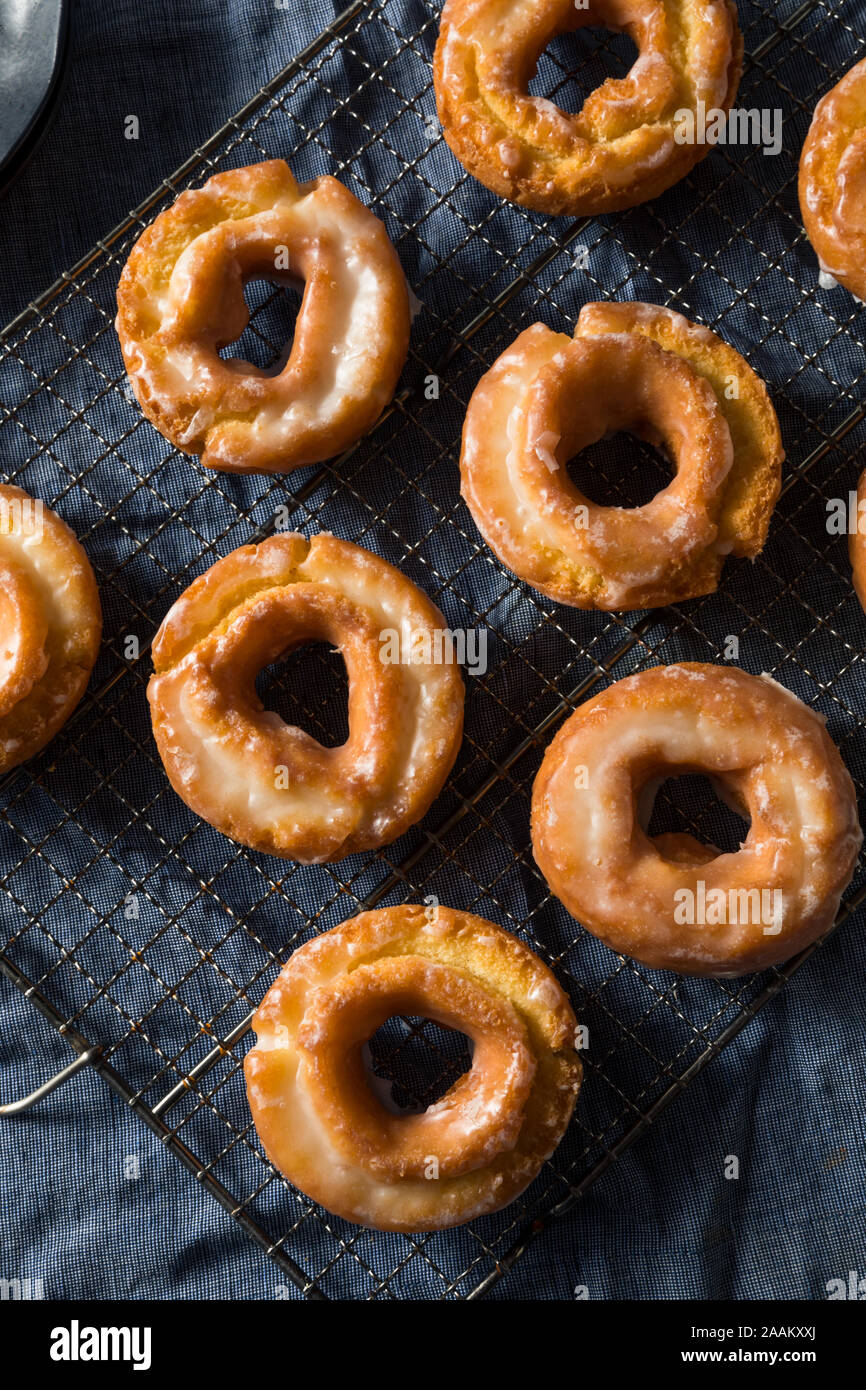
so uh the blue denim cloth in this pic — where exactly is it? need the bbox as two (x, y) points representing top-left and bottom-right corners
(1, 0), (865, 1301)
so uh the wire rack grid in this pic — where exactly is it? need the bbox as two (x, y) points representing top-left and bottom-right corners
(1, 0), (865, 1300)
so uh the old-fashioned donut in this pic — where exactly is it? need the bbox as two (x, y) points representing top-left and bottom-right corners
(799, 57), (866, 301)
(244, 905), (582, 1231)
(531, 663), (862, 976)
(0, 484), (101, 774)
(460, 300), (783, 610)
(434, 0), (742, 215)
(116, 160), (410, 473)
(147, 532), (465, 862)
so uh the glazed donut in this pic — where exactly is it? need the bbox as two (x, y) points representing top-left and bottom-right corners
(433, 0), (742, 216)
(531, 663), (862, 976)
(116, 160), (410, 473)
(799, 58), (866, 301)
(460, 301), (783, 610)
(0, 484), (101, 774)
(244, 905), (582, 1231)
(147, 532), (464, 862)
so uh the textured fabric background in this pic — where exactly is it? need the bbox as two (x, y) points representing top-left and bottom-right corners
(0, 0), (865, 1301)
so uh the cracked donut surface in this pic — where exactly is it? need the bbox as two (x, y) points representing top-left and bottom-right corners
(799, 57), (866, 301)
(434, 0), (742, 215)
(116, 160), (410, 473)
(531, 663), (862, 976)
(244, 905), (582, 1231)
(147, 532), (465, 862)
(0, 484), (101, 774)
(460, 300), (783, 610)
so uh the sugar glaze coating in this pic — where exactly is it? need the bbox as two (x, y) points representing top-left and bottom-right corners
(147, 532), (465, 862)
(116, 160), (410, 473)
(0, 484), (101, 773)
(531, 663), (861, 975)
(245, 905), (582, 1230)
(460, 301), (783, 610)
(434, 0), (742, 215)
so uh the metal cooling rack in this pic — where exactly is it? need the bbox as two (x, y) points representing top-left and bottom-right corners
(2, 0), (866, 1300)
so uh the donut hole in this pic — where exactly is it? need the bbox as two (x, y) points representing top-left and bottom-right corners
(565, 431), (673, 509)
(364, 1016), (473, 1113)
(641, 773), (750, 858)
(527, 27), (639, 116)
(255, 642), (349, 748)
(218, 277), (303, 373)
